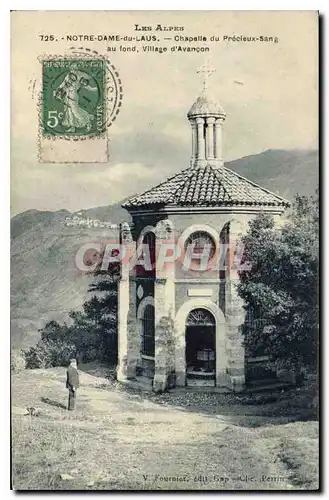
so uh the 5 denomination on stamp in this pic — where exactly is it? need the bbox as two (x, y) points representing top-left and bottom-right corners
(42, 59), (106, 137)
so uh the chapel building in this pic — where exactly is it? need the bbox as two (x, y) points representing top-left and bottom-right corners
(117, 69), (290, 392)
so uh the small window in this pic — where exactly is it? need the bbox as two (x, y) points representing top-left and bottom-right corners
(142, 304), (155, 357)
(185, 231), (216, 259)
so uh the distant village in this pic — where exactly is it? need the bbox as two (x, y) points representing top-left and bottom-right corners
(64, 213), (119, 230)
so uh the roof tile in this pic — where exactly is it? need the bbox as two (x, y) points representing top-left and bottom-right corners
(122, 163), (290, 209)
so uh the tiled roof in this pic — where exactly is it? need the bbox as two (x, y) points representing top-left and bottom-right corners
(122, 164), (290, 210)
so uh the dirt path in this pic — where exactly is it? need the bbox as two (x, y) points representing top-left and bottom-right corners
(11, 368), (318, 490)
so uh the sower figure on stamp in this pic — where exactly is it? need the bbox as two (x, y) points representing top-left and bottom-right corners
(53, 66), (98, 133)
(66, 358), (80, 411)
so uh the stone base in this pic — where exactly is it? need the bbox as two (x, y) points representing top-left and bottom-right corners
(117, 365), (245, 393)
(208, 158), (224, 168)
(227, 375), (245, 392)
(116, 363), (127, 383)
(116, 358), (137, 382)
(153, 373), (169, 393)
(191, 158), (208, 168)
(175, 370), (186, 387)
(216, 371), (230, 388)
(114, 377), (241, 394)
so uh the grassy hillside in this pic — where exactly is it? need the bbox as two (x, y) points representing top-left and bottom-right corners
(11, 212), (123, 349)
(11, 149), (318, 348)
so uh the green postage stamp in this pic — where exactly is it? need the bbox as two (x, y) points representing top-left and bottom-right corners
(42, 59), (106, 137)
(38, 53), (123, 163)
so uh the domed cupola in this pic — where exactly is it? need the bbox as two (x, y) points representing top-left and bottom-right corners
(188, 62), (226, 168)
(188, 94), (226, 119)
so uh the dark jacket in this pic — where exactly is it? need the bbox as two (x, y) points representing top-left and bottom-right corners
(66, 365), (80, 391)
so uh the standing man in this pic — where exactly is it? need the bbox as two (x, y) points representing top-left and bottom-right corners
(66, 359), (80, 411)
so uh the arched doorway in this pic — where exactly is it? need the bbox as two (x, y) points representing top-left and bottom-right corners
(185, 308), (216, 385)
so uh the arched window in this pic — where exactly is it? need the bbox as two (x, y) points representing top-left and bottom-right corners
(138, 232), (156, 277)
(185, 231), (216, 259)
(186, 308), (216, 326)
(142, 304), (155, 357)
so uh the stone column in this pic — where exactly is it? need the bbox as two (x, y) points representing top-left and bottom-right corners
(153, 220), (175, 392)
(127, 278), (139, 378)
(206, 117), (215, 159)
(225, 283), (245, 392)
(190, 119), (197, 160)
(214, 119), (223, 160)
(215, 314), (229, 390)
(224, 220), (246, 392)
(116, 224), (138, 381)
(196, 117), (205, 160)
(116, 278), (129, 381)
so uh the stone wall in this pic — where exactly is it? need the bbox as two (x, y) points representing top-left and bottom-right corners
(118, 209), (285, 392)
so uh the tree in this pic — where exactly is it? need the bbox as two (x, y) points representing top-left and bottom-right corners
(237, 192), (319, 375)
(78, 257), (120, 363)
(69, 275), (119, 363)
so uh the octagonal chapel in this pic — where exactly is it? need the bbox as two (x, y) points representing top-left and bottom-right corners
(117, 67), (290, 392)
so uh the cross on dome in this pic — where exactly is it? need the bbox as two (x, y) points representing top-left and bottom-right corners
(197, 60), (216, 92)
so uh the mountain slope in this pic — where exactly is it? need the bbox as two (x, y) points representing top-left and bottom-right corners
(11, 208), (127, 349)
(226, 149), (318, 200)
(11, 149), (318, 348)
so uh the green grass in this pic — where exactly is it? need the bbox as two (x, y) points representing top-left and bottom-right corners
(11, 366), (319, 491)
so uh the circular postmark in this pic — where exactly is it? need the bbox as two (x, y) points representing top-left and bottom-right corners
(38, 47), (123, 141)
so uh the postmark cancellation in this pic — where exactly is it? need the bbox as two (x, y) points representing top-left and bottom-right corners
(38, 52), (123, 163)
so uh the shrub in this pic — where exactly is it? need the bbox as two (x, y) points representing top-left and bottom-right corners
(24, 345), (46, 369)
(24, 321), (76, 369)
(11, 350), (26, 373)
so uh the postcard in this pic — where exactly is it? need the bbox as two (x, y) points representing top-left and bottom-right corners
(11, 10), (319, 491)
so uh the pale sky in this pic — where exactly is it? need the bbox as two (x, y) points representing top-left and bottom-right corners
(11, 11), (318, 215)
